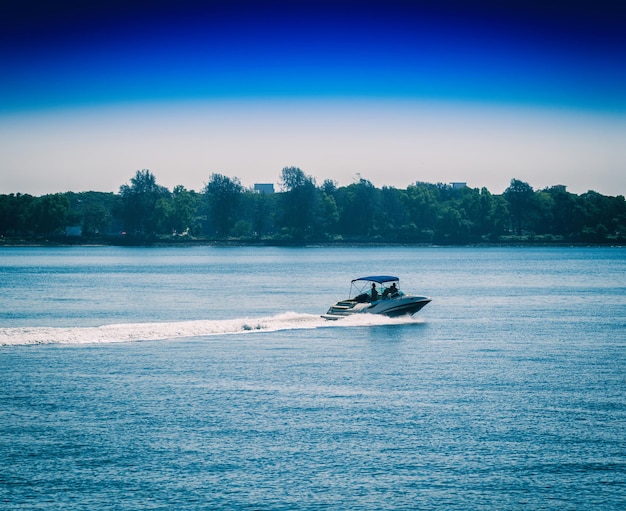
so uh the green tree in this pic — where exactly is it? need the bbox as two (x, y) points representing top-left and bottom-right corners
(337, 178), (378, 238)
(527, 190), (555, 236)
(464, 187), (502, 239)
(321, 179), (337, 196)
(581, 191), (626, 242)
(203, 174), (244, 237)
(30, 194), (70, 236)
(64, 191), (119, 235)
(404, 182), (439, 232)
(157, 185), (200, 236)
(0, 194), (37, 236)
(82, 203), (111, 235)
(503, 179), (534, 235)
(435, 204), (472, 243)
(119, 169), (169, 237)
(0, 195), (10, 235)
(278, 166), (318, 240)
(378, 186), (409, 241)
(543, 186), (577, 236)
(490, 194), (510, 239)
(247, 190), (277, 238)
(319, 190), (339, 237)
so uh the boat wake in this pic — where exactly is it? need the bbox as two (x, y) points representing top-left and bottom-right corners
(0, 312), (423, 346)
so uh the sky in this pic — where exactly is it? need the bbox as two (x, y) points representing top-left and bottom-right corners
(1, 0), (625, 196)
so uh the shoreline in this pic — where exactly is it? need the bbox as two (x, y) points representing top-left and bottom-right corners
(1, 236), (624, 248)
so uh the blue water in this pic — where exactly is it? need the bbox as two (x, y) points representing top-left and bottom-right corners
(1, 246), (625, 510)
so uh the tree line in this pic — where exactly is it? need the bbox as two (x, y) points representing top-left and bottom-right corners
(1, 168), (625, 244)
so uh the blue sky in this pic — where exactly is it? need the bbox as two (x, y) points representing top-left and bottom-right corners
(1, 0), (625, 195)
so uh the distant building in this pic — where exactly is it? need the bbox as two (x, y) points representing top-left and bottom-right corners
(254, 183), (275, 194)
(451, 182), (467, 190)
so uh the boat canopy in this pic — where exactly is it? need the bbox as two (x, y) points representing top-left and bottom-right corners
(352, 275), (399, 284)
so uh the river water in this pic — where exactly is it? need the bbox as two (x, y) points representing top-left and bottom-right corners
(1, 246), (624, 510)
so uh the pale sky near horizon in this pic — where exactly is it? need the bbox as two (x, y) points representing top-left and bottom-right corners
(1, 0), (625, 196)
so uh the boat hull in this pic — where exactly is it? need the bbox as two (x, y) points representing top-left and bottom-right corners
(322, 295), (431, 320)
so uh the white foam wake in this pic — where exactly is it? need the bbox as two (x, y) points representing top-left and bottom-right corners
(0, 312), (422, 346)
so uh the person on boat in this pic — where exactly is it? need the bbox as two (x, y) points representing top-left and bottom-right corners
(389, 282), (399, 297)
(383, 282), (398, 298)
(370, 283), (378, 301)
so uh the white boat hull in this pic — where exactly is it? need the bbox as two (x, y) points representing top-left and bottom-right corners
(322, 295), (431, 320)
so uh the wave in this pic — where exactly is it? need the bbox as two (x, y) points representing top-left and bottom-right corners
(0, 312), (423, 346)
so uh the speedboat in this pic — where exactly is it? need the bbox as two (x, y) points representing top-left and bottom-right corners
(322, 275), (431, 320)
